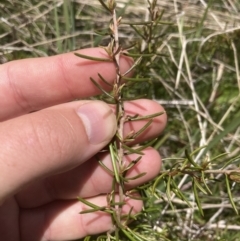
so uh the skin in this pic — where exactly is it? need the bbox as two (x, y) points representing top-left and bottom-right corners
(0, 48), (167, 241)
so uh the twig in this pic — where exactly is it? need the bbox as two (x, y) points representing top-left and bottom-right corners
(111, 4), (125, 229)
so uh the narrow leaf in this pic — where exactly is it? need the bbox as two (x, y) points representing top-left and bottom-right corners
(225, 173), (239, 214)
(193, 178), (208, 195)
(122, 42), (137, 51)
(185, 149), (201, 168)
(112, 211), (124, 229)
(109, 143), (120, 183)
(129, 25), (146, 40)
(94, 28), (111, 36)
(166, 176), (175, 210)
(126, 111), (165, 121)
(137, 182), (152, 189)
(209, 152), (229, 163)
(125, 193), (147, 201)
(134, 138), (158, 152)
(123, 172), (146, 181)
(171, 178), (192, 207)
(123, 21), (154, 25)
(201, 171), (212, 195)
(124, 53), (156, 57)
(96, 235), (108, 241)
(78, 197), (112, 214)
(190, 145), (207, 156)
(152, 173), (168, 192)
(121, 229), (136, 241)
(123, 156), (142, 172)
(98, 73), (113, 86)
(78, 197), (101, 209)
(100, 97), (116, 104)
(221, 155), (240, 169)
(122, 144), (144, 155)
(126, 228), (149, 241)
(80, 208), (106, 214)
(98, 161), (114, 175)
(83, 236), (91, 241)
(75, 52), (112, 62)
(108, 201), (125, 206)
(130, 119), (153, 140)
(153, 133), (170, 150)
(90, 77), (114, 99)
(98, 0), (112, 13)
(193, 180), (204, 216)
(123, 206), (134, 225)
(123, 56), (143, 76)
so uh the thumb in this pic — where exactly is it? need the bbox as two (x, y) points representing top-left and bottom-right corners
(0, 101), (116, 203)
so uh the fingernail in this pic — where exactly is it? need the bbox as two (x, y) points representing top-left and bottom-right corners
(77, 101), (116, 144)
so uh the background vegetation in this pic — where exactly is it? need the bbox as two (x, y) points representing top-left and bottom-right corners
(1, 0), (240, 240)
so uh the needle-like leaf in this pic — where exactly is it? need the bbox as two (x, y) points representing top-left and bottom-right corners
(90, 77), (114, 99)
(75, 52), (113, 62)
(98, 0), (112, 13)
(193, 179), (204, 216)
(225, 173), (239, 214)
(185, 149), (201, 168)
(109, 143), (120, 184)
(125, 111), (164, 121)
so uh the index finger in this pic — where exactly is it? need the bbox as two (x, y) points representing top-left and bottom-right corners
(0, 48), (133, 120)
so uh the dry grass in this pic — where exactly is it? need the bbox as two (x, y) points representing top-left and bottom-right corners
(1, 0), (240, 59)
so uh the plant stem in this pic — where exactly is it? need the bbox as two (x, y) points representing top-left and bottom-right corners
(112, 7), (125, 228)
(102, 5), (126, 238)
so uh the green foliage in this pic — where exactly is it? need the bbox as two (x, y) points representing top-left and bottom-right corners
(1, 0), (240, 240)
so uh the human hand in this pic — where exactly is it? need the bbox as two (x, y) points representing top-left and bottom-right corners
(0, 48), (167, 241)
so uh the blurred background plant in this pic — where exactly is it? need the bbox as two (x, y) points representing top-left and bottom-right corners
(1, 0), (240, 240)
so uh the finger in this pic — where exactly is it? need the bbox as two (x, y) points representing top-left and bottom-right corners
(20, 196), (142, 241)
(0, 100), (116, 204)
(0, 197), (19, 241)
(16, 147), (161, 207)
(16, 99), (166, 207)
(0, 48), (133, 120)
